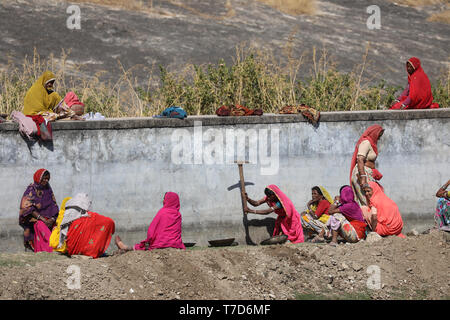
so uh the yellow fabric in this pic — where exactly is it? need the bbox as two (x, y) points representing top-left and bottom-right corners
(318, 214), (330, 224)
(49, 196), (72, 253)
(23, 71), (62, 116)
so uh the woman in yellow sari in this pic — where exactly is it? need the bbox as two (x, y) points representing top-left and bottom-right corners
(300, 186), (333, 242)
(23, 71), (63, 116)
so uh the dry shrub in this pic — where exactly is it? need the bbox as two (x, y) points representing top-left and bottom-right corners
(428, 8), (450, 23)
(256, 0), (317, 15)
(387, 0), (449, 6)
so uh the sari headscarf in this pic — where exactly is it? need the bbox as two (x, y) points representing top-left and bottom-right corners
(368, 181), (404, 237)
(33, 168), (48, 184)
(339, 186), (364, 222)
(406, 57), (434, 110)
(349, 124), (384, 184)
(134, 192), (186, 251)
(23, 71), (62, 116)
(266, 184), (304, 243)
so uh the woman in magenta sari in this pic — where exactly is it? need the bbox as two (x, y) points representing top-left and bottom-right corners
(19, 169), (58, 252)
(390, 57), (439, 110)
(115, 192), (186, 252)
(245, 185), (304, 244)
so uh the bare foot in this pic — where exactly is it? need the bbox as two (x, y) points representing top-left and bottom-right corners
(115, 235), (129, 250)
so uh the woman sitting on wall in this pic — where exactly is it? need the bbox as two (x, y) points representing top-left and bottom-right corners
(361, 181), (405, 238)
(390, 57), (439, 110)
(350, 124), (384, 206)
(245, 185), (304, 244)
(115, 192), (186, 252)
(300, 186), (333, 242)
(326, 185), (367, 246)
(435, 179), (450, 231)
(23, 71), (85, 131)
(19, 169), (59, 252)
(50, 193), (115, 259)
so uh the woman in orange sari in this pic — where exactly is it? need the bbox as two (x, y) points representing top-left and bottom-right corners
(361, 181), (405, 238)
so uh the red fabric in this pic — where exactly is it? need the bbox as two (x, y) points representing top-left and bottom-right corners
(33, 168), (48, 184)
(66, 211), (115, 259)
(27, 115), (52, 138)
(349, 124), (384, 185)
(405, 57), (434, 109)
(63, 91), (84, 107)
(315, 199), (331, 218)
(349, 220), (367, 240)
(134, 192), (185, 251)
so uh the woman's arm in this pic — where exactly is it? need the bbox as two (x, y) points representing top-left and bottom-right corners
(436, 180), (450, 198)
(245, 193), (266, 207)
(356, 155), (369, 187)
(245, 207), (275, 215)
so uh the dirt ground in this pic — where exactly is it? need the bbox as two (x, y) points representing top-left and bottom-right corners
(0, 230), (448, 300)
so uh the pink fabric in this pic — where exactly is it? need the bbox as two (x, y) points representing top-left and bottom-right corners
(63, 91), (84, 107)
(266, 185), (304, 244)
(134, 192), (186, 251)
(33, 221), (53, 252)
(11, 110), (37, 139)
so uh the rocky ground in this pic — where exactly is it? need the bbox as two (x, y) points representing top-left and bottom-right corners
(0, 230), (448, 300)
(1, 0), (449, 86)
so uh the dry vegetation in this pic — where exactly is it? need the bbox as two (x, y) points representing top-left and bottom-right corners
(256, 0), (317, 15)
(387, 0), (450, 23)
(0, 44), (448, 118)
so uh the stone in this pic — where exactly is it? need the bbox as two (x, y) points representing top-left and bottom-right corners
(366, 232), (382, 243)
(352, 262), (363, 272)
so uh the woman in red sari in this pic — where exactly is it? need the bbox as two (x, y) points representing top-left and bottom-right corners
(350, 124), (384, 206)
(390, 57), (439, 110)
(64, 193), (115, 258)
(245, 185), (304, 244)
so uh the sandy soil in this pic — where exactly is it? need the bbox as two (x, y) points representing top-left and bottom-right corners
(0, 230), (448, 300)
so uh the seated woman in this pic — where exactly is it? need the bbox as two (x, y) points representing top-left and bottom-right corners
(300, 186), (333, 242)
(435, 179), (450, 231)
(390, 57), (439, 110)
(19, 169), (59, 252)
(327, 186), (367, 246)
(51, 193), (115, 259)
(361, 181), (405, 238)
(115, 192), (186, 252)
(245, 185), (304, 244)
(23, 71), (84, 123)
(350, 124), (384, 206)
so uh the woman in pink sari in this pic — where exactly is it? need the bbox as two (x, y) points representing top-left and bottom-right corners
(245, 185), (304, 244)
(115, 192), (186, 252)
(361, 181), (405, 238)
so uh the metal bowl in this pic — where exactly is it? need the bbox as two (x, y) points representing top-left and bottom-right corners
(208, 238), (236, 247)
(260, 234), (288, 245)
(183, 242), (196, 247)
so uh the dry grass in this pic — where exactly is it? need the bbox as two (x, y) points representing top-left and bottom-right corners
(256, 0), (317, 15)
(428, 8), (450, 23)
(387, 0), (449, 6)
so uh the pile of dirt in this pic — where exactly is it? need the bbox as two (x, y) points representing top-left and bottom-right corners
(0, 230), (448, 300)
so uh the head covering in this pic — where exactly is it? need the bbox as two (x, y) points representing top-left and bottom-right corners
(368, 181), (404, 237)
(349, 124), (384, 184)
(59, 193), (92, 246)
(405, 57), (433, 109)
(265, 185), (304, 243)
(339, 186), (364, 222)
(33, 168), (49, 184)
(23, 71), (62, 116)
(134, 192), (185, 251)
(307, 186), (333, 213)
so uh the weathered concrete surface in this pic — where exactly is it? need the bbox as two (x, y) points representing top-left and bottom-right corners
(0, 109), (449, 252)
(0, 0), (448, 86)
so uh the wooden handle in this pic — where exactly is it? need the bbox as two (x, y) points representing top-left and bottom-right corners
(238, 164), (248, 212)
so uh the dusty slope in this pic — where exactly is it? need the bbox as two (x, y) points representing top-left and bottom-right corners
(0, 230), (448, 300)
(0, 0), (448, 86)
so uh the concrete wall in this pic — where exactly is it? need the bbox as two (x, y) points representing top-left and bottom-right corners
(1, 109), (449, 250)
